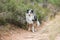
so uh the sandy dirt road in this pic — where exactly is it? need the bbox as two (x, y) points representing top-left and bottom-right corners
(0, 15), (60, 40)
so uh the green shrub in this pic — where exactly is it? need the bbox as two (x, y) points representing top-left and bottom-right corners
(0, 0), (58, 29)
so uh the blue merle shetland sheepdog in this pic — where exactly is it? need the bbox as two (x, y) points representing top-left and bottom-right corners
(26, 9), (40, 32)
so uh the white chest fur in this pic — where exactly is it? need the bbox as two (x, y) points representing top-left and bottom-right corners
(26, 14), (34, 24)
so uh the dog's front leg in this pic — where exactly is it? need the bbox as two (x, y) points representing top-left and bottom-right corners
(32, 25), (35, 32)
(28, 24), (32, 31)
(27, 24), (30, 31)
(28, 27), (31, 31)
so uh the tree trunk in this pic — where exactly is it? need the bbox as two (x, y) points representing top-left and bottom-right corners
(43, 0), (48, 8)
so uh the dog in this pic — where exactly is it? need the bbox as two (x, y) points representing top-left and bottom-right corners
(26, 9), (40, 32)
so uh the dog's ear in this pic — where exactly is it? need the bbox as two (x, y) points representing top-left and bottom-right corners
(27, 10), (29, 13)
(31, 10), (33, 13)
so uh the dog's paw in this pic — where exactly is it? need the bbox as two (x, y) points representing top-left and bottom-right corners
(32, 30), (35, 32)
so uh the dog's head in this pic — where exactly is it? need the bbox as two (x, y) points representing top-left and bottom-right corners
(26, 9), (37, 21)
(27, 9), (34, 14)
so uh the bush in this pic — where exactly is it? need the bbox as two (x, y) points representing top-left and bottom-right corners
(0, 0), (58, 28)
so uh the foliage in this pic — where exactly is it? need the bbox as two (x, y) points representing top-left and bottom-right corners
(48, 0), (60, 7)
(0, 0), (59, 28)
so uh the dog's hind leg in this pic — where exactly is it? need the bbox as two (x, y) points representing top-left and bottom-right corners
(34, 22), (37, 32)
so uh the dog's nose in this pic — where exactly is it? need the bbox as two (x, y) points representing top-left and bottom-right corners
(29, 14), (30, 16)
